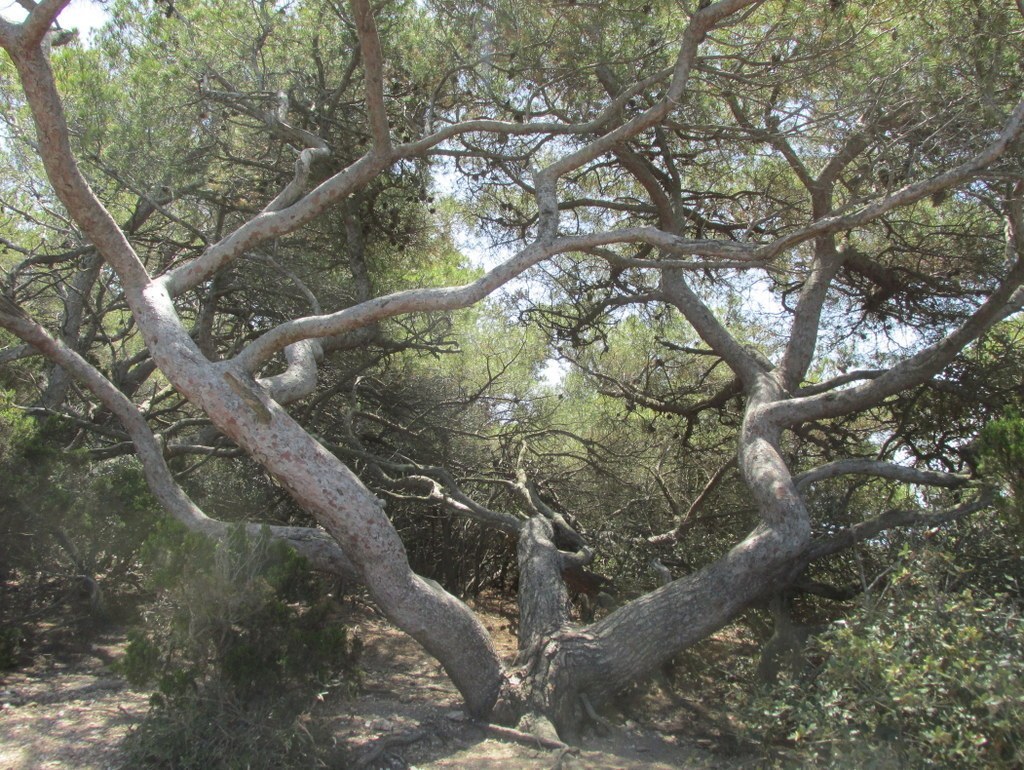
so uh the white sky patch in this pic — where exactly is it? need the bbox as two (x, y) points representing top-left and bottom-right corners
(539, 356), (569, 387)
(1, 0), (108, 42)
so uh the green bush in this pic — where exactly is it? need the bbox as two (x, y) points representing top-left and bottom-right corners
(978, 410), (1024, 531)
(2, 392), (162, 628)
(745, 553), (1024, 768)
(120, 523), (360, 769)
(0, 390), (35, 464)
(0, 625), (23, 669)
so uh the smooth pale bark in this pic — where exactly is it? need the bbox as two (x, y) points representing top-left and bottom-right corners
(5, 0), (1022, 741)
(3, 24), (506, 720)
(794, 460), (971, 491)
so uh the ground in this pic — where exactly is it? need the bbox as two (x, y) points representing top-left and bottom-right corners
(0, 596), (761, 769)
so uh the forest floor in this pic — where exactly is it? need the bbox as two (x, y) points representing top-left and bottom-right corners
(0, 595), (764, 769)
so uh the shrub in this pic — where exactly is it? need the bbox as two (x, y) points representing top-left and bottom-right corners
(978, 410), (1024, 531)
(745, 552), (1024, 768)
(0, 625), (23, 669)
(2, 392), (162, 634)
(120, 523), (360, 769)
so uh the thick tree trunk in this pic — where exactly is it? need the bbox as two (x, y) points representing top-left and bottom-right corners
(5, 39), (507, 721)
(3, 5), (852, 740)
(517, 517), (572, 655)
(136, 287), (507, 718)
(511, 516), (808, 737)
(508, 375), (812, 738)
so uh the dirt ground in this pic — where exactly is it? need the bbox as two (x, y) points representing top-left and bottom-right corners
(0, 599), (761, 769)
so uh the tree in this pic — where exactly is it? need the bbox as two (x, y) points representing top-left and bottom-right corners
(1, 0), (1023, 738)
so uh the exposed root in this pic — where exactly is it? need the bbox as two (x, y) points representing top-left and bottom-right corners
(475, 720), (571, 751)
(579, 692), (613, 735)
(353, 727), (430, 768)
(550, 745), (581, 769)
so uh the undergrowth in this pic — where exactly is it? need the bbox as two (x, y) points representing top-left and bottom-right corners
(119, 522), (360, 769)
(744, 549), (1024, 768)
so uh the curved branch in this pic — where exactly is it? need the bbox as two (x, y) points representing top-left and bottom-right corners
(753, 100), (1024, 262)
(800, 491), (994, 565)
(769, 270), (1024, 426)
(793, 459), (972, 491)
(537, 0), (761, 185)
(161, 151), (386, 296)
(257, 339), (322, 405)
(661, 268), (763, 384)
(234, 228), (758, 372)
(21, 0), (69, 48)
(6, 44), (151, 292)
(0, 310), (360, 580)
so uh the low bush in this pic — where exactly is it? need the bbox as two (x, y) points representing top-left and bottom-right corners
(120, 523), (360, 769)
(745, 551), (1024, 768)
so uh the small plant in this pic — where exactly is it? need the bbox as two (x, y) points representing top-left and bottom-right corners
(0, 625), (23, 669)
(978, 410), (1024, 531)
(120, 523), (360, 768)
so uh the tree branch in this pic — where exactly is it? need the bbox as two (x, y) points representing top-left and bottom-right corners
(0, 308), (360, 580)
(800, 491), (994, 566)
(234, 228), (758, 372)
(793, 459), (972, 491)
(350, 0), (391, 153)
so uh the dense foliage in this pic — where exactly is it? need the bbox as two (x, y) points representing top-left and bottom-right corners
(120, 524), (360, 769)
(746, 545), (1024, 768)
(2, 0), (1024, 753)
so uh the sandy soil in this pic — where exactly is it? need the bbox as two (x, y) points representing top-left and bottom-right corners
(0, 600), (758, 769)
(0, 629), (149, 770)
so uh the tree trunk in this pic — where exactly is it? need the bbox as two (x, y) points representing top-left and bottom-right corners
(139, 287), (507, 718)
(507, 375), (812, 738)
(5, 37), (508, 720)
(510, 517), (808, 737)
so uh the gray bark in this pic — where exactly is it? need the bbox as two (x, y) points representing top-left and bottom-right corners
(3, 0), (1020, 742)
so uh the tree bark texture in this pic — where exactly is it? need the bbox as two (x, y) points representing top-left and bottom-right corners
(3, 0), (1020, 743)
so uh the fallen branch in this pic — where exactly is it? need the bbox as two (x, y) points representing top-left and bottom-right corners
(474, 721), (572, 751)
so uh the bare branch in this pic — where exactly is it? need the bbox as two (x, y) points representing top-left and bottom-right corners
(770, 263), (1024, 426)
(648, 458), (737, 545)
(537, 0), (761, 185)
(21, 0), (69, 48)
(161, 151), (386, 296)
(661, 268), (763, 384)
(776, 244), (844, 391)
(797, 369), (884, 396)
(234, 228), (757, 373)
(754, 100), (1024, 261)
(350, 0), (391, 153)
(793, 459), (972, 492)
(801, 492), (994, 565)
(6, 44), (151, 292)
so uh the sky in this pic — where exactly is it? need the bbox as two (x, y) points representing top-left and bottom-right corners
(1, 0), (109, 39)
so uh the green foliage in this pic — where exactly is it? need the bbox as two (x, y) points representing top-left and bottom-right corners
(0, 390), (35, 463)
(978, 410), (1024, 530)
(745, 553), (1024, 768)
(0, 625), (23, 670)
(121, 523), (359, 769)
(1, 400), (161, 650)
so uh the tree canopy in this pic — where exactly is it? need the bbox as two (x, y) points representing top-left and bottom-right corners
(2, 0), (1023, 741)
